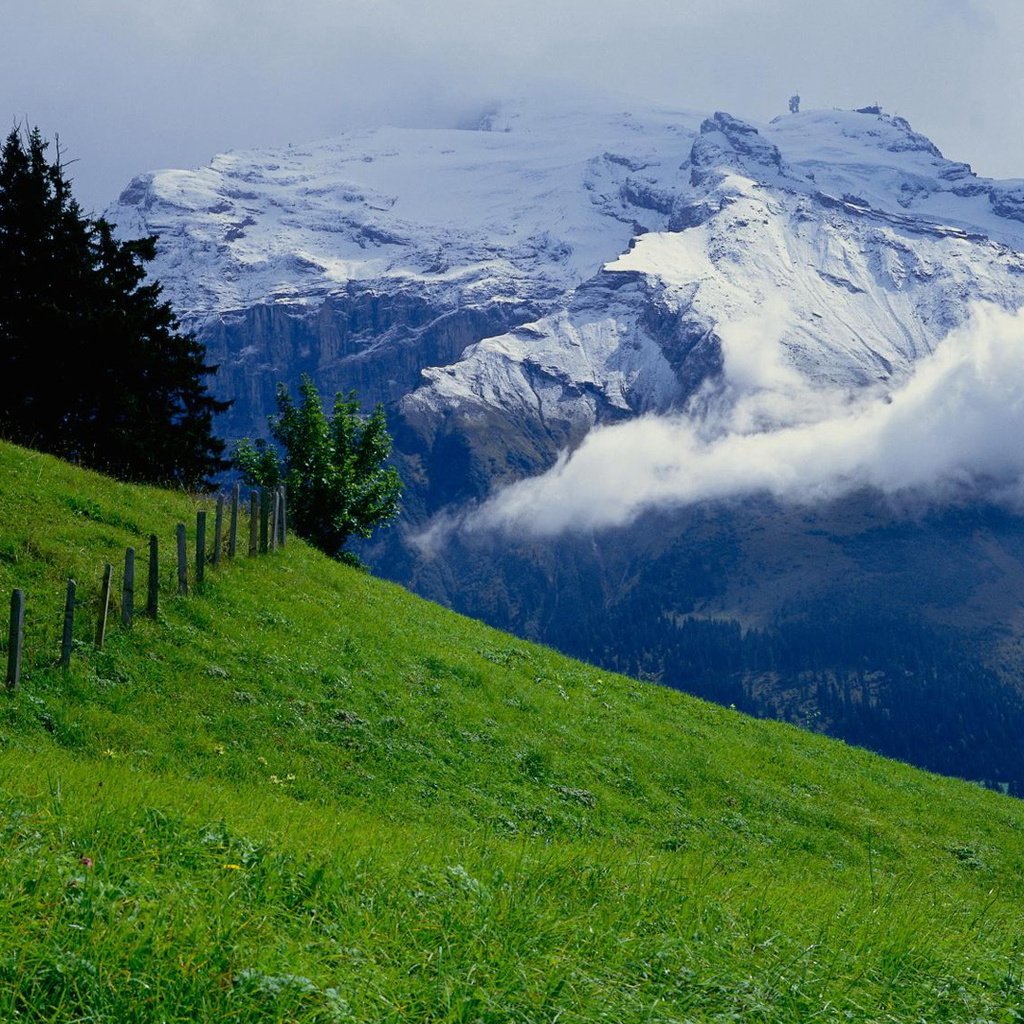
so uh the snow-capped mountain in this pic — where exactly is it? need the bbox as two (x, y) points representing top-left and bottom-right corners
(401, 106), (1024, 488)
(109, 98), (709, 433)
(109, 98), (1024, 472)
(108, 98), (1024, 791)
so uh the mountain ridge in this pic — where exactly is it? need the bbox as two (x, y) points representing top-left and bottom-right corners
(105, 98), (1024, 792)
(107, 98), (1024, 456)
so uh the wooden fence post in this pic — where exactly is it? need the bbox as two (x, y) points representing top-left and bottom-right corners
(95, 564), (112, 649)
(147, 534), (159, 618)
(228, 483), (240, 559)
(176, 524), (188, 595)
(121, 547), (135, 629)
(6, 589), (25, 690)
(249, 492), (258, 556)
(213, 495), (224, 566)
(196, 510), (207, 588)
(270, 490), (279, 553)
(259, 488), (270, 555)
(60, 579), (76, 672)
(279, 484), (287, 547)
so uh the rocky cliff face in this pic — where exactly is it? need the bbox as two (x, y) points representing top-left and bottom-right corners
(189, 287), (541, 438)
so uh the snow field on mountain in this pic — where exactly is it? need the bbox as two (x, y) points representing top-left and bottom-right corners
(110, 101), (705, 315)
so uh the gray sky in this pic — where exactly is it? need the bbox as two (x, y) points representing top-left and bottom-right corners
(4, 0), (1023, 214)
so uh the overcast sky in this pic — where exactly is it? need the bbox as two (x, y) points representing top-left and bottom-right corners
(3, 0), (1023, 214)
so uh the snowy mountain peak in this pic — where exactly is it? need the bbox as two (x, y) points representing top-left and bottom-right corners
(105, 96), (1024, 490)
(107, 99), (1024, 320)
(690, 112), (788, 187)
(762, 108), (1024, 242)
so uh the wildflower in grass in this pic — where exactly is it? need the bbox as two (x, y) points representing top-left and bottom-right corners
(79, 856), (94, 868)
(444, 863), (486, 896)
(222, 864), (241, 870)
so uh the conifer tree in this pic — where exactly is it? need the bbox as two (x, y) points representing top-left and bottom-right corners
(0, 125), (229, 487)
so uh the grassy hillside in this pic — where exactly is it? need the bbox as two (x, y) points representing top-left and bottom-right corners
(2, 439), (1024, 1022)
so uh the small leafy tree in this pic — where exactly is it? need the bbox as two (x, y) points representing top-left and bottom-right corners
(235, 376), (402, 558)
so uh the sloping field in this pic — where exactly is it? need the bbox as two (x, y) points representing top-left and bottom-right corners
(1, 439), (1023, 1022)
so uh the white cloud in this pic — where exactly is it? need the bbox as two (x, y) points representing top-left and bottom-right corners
(5, 0), (1024, 211)
(464, 303), (1024, 536)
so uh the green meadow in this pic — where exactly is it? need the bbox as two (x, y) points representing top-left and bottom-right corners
(2, 439), (1024, 1022)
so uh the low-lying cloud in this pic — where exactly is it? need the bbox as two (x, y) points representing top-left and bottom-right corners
(461, 303), (1024, 537)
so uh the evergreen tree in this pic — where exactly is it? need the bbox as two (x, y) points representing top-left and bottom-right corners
(0, 125), (229, 487)
(235, 376), (402, 559)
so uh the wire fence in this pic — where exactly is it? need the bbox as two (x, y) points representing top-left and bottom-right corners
(4, 483), (288, 689)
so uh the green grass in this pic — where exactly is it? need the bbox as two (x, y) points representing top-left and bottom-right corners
(2, 438), (1024, 1022)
